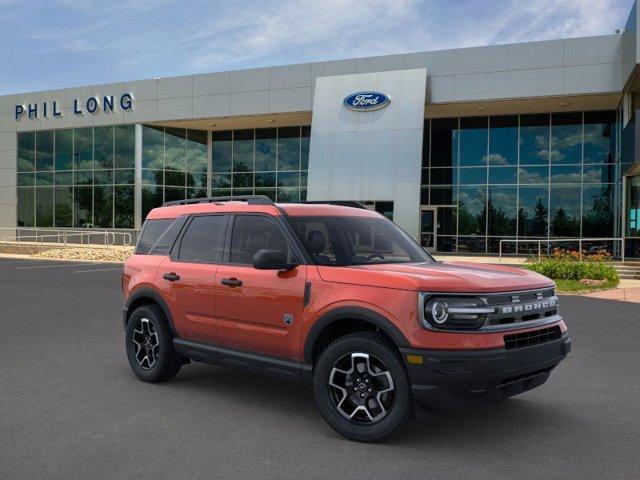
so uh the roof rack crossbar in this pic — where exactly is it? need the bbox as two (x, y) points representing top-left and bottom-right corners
(162, 195), (275, 207)
(303, 200), (369, 210)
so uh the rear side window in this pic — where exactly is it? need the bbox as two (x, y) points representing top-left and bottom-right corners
(136, 219), (174, 254)
(177, 215), (228, 263)
(148, 215), (189, 255)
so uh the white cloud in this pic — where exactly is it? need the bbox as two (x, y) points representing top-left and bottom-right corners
(518, 167), (546, 183)
(0, 0), (634, 92)
(483, 153), (508, 165)
(188, 0), (420, 70)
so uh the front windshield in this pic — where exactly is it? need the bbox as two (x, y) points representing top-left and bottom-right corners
(288, 215), (433, 266)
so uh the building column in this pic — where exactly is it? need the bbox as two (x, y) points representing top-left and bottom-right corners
(206, 130), (212, 197)
(134, 124), (143, 229)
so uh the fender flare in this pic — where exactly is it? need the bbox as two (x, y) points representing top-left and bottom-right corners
(124, 287), (177, 336)
(303, 306), (410, 363)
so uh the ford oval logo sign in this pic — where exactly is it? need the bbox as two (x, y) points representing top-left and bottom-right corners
(343, 91), (390, 111)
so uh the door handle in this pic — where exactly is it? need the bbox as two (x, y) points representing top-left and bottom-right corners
(221, 277), (243, 287)
(163, 272), (180, 281)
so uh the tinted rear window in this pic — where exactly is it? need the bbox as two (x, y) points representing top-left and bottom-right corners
(177, 215), (228, 263)
(136, 219), (174, 254)
(149, 216), (189, 255)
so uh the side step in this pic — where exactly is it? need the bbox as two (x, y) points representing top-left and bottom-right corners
(173, 338), (312, 383)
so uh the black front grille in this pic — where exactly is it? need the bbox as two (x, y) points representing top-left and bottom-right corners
(486, 288), (554, 305)
(504, 326), (562, 350)
(485, 289), (559, 327)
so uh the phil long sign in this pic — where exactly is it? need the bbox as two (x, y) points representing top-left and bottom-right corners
(15, 93), (134, 120)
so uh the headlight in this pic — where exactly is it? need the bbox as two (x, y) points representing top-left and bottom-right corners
(421, 296), (495, 330)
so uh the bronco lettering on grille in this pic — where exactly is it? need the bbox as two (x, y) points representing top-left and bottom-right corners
(501, 298), (557, 314)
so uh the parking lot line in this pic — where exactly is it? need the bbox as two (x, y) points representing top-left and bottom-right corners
(74, 267), (123, 273)
(16, 262), (105, 270)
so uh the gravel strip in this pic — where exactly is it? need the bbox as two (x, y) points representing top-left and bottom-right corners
(31, 247), (133, 263)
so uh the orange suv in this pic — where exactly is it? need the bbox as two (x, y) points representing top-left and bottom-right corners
(122, 195), (570, 442)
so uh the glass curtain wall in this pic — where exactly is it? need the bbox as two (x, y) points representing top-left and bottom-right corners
(17, 125), (135, 228)
(211, 126), (310, 202)
(18, 125), (309, 227)
(141, 126), (208, 220)
(422, 111), (619, 253)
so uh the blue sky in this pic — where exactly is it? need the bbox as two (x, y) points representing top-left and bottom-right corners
(0, 0), (635, 95)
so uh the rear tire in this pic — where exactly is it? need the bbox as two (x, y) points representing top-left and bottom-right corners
(313, 332), (412, 442)
(125, 305), (181, 383)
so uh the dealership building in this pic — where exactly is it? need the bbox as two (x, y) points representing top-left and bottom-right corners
(2, 5), (640, 257)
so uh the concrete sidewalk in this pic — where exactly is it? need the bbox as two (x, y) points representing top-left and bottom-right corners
(581, 279), (640, 303)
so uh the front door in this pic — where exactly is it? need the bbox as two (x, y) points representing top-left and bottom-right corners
(214, 214), (307, 361)
(420, 207), (437, 252)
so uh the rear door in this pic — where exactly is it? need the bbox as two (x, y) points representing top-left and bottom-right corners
(156, 214), (229, 343)
(214, 214), (307, 361)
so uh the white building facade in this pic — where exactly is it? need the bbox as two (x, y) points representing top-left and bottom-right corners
(2, 1), (640, 256)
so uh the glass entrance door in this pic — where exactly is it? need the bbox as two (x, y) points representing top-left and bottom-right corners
(420, 207), (437, 252)
(625, 175), (640, 258)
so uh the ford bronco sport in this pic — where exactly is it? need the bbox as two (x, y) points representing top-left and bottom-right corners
(122, 195), (571, 442)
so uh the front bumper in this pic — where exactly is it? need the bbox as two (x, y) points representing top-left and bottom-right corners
(399, 333), (571, 412)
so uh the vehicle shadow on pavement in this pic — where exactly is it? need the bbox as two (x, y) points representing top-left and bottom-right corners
(146, 361), (575, 445)
(397, 397), (572, 444)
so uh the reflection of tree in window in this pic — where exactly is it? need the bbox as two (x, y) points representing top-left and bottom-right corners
(551, 209), (579, 237)
(458, 188), (486, 235)
(35, 187), (54, 227)
(55, 187), (73, 227)
(550, 186), (580, 237)
(518, 199), (548, 237)
(115, 186), (134, 228)
(583, 186), (614, 237)
(487, 188), (516, 236)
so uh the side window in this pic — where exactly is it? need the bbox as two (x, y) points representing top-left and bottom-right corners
(291, 220), (337, 265)
(136, 218), (174, 254)
(177, 215), (227, 263)
(229, 215), (295, 265)
(148, 215), (188, 255)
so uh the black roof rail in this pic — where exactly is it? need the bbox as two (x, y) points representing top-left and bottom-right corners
(303, 200), (369, 210)
(162, 195), (275, 207)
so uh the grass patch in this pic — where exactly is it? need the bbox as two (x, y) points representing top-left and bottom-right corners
(522, 248), (620, 294)
(554, 279), (619, 294)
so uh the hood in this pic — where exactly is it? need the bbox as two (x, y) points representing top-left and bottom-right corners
(316, 261), (554, 293)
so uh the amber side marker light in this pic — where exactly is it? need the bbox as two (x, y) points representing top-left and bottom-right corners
(406, 355), (423, 365)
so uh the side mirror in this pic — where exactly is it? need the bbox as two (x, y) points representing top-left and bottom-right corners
(252, 249), (298, 271)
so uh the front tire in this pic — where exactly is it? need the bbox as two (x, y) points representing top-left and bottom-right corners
(313, 332), (412, 442)
(125, 305), (181, 383)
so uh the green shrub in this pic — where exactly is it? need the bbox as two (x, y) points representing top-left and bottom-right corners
(525, 259), (619, 282)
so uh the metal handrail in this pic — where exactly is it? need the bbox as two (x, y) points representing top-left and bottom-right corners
(0, 228), (132, 248)
(498, 238), (625, 262)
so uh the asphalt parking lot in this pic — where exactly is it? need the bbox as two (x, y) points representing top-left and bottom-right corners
(1, 258), (639, 480)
